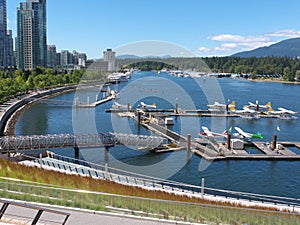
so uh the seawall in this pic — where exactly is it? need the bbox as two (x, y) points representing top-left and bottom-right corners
(0, 85), (77, 136)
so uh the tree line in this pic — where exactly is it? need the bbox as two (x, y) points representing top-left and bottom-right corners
(0, 68), (85, 104)
(119, 56), (300, 81)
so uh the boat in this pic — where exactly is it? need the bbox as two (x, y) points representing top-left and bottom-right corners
(107, 74), (121, 84)
(119, 73), (128, 82)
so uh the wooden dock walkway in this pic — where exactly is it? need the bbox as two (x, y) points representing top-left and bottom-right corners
(278, 147), (296, 156)
(76, 94), (115, 108)
(123, 111), (300, 161)
(252, 142), (278, 155)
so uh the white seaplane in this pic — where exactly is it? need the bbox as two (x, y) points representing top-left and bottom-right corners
(112, 102), (130, 110)
(267, 107), (298, 120)
(207, 101), (235, 112)
(233, 127), (264, 139)
(229, 104), (260, 119)
(199, 126), (228, 138)
(139, 102), (157, 109)
(248, 101), (271, 109)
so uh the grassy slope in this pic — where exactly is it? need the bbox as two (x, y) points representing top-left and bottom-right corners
(0, 159), (299, 225)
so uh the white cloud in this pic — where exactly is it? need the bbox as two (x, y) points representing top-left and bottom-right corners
(209, 34), (269, 43)
(198, 46), (211, 53)
(199, 29), (300, 56)
(266, 29), (300, 38)
(207, 33), (275, 54)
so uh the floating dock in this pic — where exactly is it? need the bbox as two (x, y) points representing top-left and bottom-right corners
(124, 111), (300, 161)
(105, 108), (283, 119)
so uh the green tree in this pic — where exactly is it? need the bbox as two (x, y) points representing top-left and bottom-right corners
(283, 67), (294, 81)
(26, 75), (35, 89)
(295, 70), (300, 82)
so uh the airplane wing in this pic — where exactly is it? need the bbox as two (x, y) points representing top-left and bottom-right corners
(248, 102), (256, 107)
(243, 107), (255, 114)
(278, 107), (297, 114)
(201, 126), (214, 137)
(234, 127), (252, 138)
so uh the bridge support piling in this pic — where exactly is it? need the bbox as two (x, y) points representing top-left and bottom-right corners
(104, 147), (110, 166)
(127, 103), (131, 112)
(186, 134), (191, 163)
(201, 178), (205, 198)
(74, 146), (80, 162)
(175, 104), (179, 114)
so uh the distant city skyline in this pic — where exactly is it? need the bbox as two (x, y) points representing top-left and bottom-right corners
(6, 0), (300, 59)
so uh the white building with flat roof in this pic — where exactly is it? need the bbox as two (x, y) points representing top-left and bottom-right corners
(103, 49), (115, 71)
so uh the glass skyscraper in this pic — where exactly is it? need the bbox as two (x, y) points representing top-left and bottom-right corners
(0, 0), (7, 69)
(17, 0), (47, 70)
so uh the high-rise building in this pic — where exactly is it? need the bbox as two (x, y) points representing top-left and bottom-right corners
(103, 49), (115, 71)
(47, 45), (56, 68)
(0, 0), (7, 69)
(60, 50), (73, 67)
(6, 30), (15, 67)
(17, 0), (47, 70)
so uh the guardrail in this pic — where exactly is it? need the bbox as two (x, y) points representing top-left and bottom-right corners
(0, 198), (70, 225)
(23, 153), (300, 210)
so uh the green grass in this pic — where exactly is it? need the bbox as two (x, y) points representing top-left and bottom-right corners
(0, 159), (299, 225)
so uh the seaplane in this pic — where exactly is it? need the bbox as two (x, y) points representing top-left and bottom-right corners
(139, 102), (157, 109)
(233, 127), (264, 139)
(248, 101), (271, 109)
(267, 107), (298, 120)
(112, 102), (130, 110)
(229, 104), (260, 119)
(199, 126), (228, 138)
(207, 101), (235, 112)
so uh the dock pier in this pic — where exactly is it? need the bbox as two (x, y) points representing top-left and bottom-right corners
(124, 110), (300, 161)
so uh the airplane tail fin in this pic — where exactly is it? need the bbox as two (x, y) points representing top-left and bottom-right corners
(230, 104), (236, 111)
(266, 102), (271, 107)
(229, 101), (236, 106)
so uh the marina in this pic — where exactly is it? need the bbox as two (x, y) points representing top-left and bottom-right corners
(12, 71), (300, 198)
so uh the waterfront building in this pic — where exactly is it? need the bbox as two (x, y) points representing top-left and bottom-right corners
(16, 0), (47, 70)
(47, 45), (56, 68)
(59, 50), (87, 69)
(0, 0), (7, 68)
(89, 60), (109, 71)
(56, 52), (61, 67)
(6, 30), (15, 67)
(60, 50), (73, 67)
(78, 53), (87, 68)
(103, 49), (115, 71)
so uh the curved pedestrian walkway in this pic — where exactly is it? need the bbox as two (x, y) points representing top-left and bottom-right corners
(0, 86), (76, 136)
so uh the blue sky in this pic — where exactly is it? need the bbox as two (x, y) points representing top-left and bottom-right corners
(7, 0), (300, 59)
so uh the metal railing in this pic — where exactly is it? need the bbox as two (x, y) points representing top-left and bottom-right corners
(23, 153), (300, 210)
(0, 133), (165, 152)
(0, 198), (70, 225)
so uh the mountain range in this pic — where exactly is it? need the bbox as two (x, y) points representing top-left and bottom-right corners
(232, 37), (300, 58)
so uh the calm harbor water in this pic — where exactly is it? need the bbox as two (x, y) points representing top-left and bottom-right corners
(15, 72), (300, 198)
